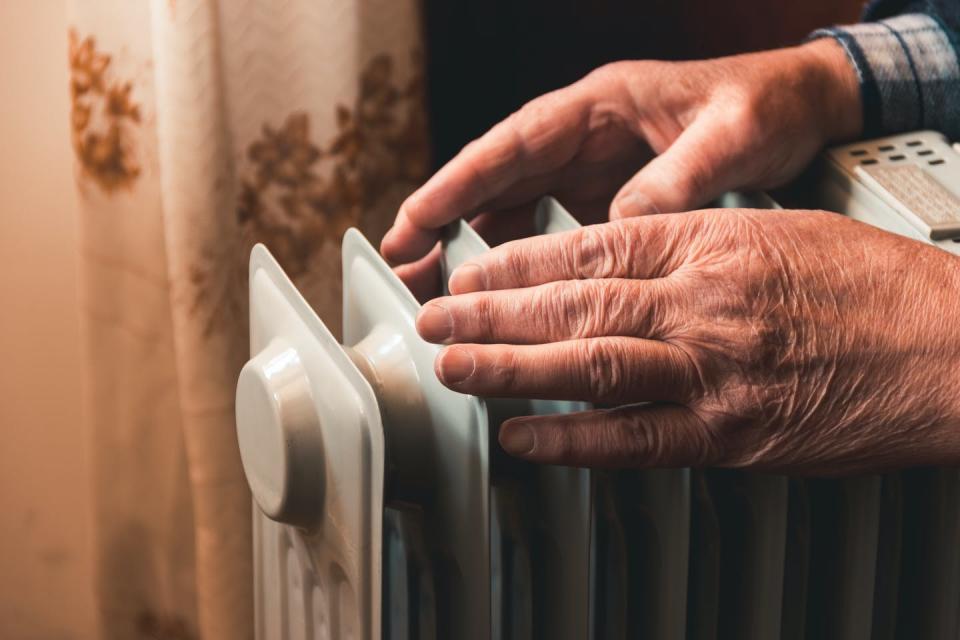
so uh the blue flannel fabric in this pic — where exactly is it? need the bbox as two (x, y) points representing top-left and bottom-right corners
(810, 1), (960, 140)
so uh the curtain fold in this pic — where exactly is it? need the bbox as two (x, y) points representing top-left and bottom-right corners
(70, 0), (428, 637)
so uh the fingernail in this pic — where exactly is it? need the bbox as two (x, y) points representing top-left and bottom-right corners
(499, 421), (535, 455)
(612, 192), (660, 219)
(437, 346), (475, 385)
(416, 302), (453, 342)
(449, 263), (486, 294)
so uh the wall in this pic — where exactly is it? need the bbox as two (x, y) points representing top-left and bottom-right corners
(0, 1), (97, 638)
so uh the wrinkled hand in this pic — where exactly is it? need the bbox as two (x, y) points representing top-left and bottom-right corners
(382, 40), (860, 299)
(415, 210), (960, 475)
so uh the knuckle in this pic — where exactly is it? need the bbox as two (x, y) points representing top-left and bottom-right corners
(623, 280), (659, 335)
(477, 119), (524, 182)
(471, 294), (498, 340)
(549, 421), (576, 461)
(646, 413), (720, 468)
(532, 280), (600, 341)
(500, 111), (528, 154)
(514, 96), (552, 130)
(491, 347), (521, 393)
(572, 226), (624, 279)
(724, 95), (759, 124)
(459, 136), (483, 157)
(623, 416), (660, 465)
(587, 61), (627, 84)
(529, 285), (563, 338)
(726, 96), (765, 136)
(558, 277), (654, 340)
(509, 93), (562, 153)
(582, 280), (634, 338)
(673, 344), (709, 398)
(572, 227), (603, 278)
(498, 241), (530, 283)
(557, 280), (598, 339)
(613, 407), (725, 468)
(579, 339), (626, 402)
(573, 281), (606, 338)
(710, 97), (768, 157)
(590, 60), (657, 87)
(530, 283), (568, 339)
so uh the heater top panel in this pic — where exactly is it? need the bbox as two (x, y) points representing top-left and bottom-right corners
(238, 244), (386, 638)
(341, 228), (493, 640)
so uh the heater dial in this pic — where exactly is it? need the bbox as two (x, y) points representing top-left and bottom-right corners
(236, 338), (325, 526)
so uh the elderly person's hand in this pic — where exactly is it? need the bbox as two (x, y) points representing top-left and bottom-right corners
(415, 210), (960, 475)
(382, 40), (860, 299)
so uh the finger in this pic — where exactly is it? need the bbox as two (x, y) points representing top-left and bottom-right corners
(469, 136), (650, 238)
(498, 404), (717, 468)
(447, 216), (691, 294)
(394, 203), (544, 303)
(381, 76), (610, 264)
(610, 114), (739, 219)
(395, 205), (539, 303)
(393, 203), (536, 304)
(434, 338), (700, 405)
(393, 242), (443, 303)
(472, 143), (649, 224)
(383, 145), (645, 265)
(417, 278), (677, 344)
(457, 159), (632, 247)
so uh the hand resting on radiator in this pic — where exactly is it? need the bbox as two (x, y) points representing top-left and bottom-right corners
(380, 34), (958, 474)
(381, 38), (860, 301)
(415, 210), (960, 474)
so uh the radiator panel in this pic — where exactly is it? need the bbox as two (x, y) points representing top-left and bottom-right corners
(238, 132), (960, 639)
(443, 207), (594, 640)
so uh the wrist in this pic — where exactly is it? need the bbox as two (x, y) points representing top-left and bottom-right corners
(904, 247), (960, 464)
(794, 38), (862, 144)
(936, 253), (960, 451)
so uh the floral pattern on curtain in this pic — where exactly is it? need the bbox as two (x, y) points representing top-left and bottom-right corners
(68, 1), (428, 638)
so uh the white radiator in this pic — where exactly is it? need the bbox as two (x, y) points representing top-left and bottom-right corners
(235, 131), (960, 639)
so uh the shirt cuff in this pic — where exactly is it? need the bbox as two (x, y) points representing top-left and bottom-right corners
(811, 13), (960, 140)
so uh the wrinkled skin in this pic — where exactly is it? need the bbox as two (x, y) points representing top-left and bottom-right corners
(381, 37), (960, 474)
(381, 40), (860, 301)
(416, 211), (960, 475)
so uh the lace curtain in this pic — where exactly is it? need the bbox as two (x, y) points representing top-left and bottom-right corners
(68, 1), (428, 637)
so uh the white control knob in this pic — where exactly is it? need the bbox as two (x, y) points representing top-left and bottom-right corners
(236, 339), (325, 526)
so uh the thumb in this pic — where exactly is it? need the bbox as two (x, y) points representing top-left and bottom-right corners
(611, 118), (735, 218)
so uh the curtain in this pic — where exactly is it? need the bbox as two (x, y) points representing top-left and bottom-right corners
(68, 0), (429, 637)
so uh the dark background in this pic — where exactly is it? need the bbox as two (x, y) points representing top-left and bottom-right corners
(423, 0), (863, 167)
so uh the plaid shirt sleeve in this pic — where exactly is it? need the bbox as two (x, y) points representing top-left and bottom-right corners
(810, 8), (960, 140)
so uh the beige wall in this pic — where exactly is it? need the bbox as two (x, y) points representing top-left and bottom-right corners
(0, 1), (97, 638)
